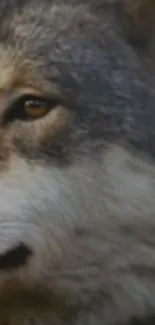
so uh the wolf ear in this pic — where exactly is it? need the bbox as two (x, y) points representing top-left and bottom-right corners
(122, 0), (155, 46)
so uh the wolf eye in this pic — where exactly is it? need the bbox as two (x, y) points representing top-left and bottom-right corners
(24, 98), (50, 119)
(5, 95), (57, 122)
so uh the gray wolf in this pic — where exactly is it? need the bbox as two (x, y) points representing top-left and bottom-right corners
(0, 0), (155, 324)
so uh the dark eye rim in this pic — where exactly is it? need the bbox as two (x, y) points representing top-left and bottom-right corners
(3, 94), (60, 123)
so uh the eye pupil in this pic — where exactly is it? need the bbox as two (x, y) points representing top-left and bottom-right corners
(25, 100), (45, 109)
(25, 99), (49, 119)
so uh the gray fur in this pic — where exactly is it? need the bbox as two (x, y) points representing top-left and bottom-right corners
(0, 0), (154, 324)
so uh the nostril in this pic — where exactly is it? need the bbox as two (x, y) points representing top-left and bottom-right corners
(0, 243), (32, 270)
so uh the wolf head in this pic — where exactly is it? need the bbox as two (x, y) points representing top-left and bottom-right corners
(0, 0), (155, 324)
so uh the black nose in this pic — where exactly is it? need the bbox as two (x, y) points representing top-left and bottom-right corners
(0, 243), (32, 270)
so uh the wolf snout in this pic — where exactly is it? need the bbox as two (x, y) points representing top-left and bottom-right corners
(0, 243), (32, 271)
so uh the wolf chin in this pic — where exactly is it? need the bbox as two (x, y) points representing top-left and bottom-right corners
(0, 0), (155, 324)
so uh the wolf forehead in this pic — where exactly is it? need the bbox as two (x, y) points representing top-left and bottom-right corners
(0, 0), (106, 106)
(0, 0), (122, 130)
(0, 0), (154, 158)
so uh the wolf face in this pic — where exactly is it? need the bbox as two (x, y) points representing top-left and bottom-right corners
(0, 0), (155, 324)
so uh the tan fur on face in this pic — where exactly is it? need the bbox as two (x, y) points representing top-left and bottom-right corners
(38, 106), (73, 144)
(0, 0), (155, 324)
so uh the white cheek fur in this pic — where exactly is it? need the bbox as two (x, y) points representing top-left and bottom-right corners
(0, 145), (155, 325)
(1, 145), (155, 287)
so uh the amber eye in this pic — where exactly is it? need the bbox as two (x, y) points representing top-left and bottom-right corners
(4, 95), (57, 122)
(24, 99), (49, 119)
